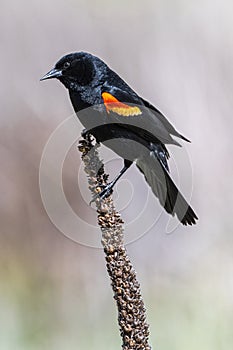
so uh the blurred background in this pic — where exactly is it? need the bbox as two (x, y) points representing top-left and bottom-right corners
(1, 0), (233, 349)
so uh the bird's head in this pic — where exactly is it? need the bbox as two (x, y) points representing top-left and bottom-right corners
(40, 52), (106, 90)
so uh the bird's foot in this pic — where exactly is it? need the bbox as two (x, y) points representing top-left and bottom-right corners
(90, 182), (114, 204)
(81, 128), (100, 144)
(81, 128), (90, 139)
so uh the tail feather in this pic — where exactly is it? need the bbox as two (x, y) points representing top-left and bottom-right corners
(136, 156), (198, 226)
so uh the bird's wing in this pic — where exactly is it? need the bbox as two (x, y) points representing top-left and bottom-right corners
(101, 85), (182, 146)
(140, 98), (191, 142)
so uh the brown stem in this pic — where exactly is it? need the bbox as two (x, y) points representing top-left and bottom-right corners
(78, 134), (151, 350)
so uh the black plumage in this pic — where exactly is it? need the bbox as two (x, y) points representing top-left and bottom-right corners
(41, 52), (198, 225)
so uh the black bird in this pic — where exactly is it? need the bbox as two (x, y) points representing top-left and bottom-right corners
(41, 52), (198, 225)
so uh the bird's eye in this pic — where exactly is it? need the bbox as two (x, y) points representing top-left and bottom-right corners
(63, 62), (70, 69)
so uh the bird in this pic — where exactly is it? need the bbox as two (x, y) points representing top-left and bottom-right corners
(40, 52), (198, 225)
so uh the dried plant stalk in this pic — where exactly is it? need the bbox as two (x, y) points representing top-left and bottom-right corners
(78, 133), (151, 350)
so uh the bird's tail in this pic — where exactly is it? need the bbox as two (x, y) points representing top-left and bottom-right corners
(136, 155), (198, 225)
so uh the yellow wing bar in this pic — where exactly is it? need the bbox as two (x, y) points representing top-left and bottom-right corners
(102, 92), (142, 117)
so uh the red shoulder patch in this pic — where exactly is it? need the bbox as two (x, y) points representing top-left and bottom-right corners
(102, 92), (142, 117)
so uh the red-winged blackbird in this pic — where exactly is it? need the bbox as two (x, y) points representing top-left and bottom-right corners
(41, 52), (198, 225)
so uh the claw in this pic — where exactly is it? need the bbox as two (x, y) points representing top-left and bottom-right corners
(89, 183), (114, 205)
(81, 128), (89, 138)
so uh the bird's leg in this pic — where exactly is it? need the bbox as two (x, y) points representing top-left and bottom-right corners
(90, 159), (132, 203)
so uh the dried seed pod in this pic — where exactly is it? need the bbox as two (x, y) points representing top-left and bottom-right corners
(78, 135), (151, 350)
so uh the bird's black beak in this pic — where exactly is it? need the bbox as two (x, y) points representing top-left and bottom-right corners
(40, 68), (62, 81)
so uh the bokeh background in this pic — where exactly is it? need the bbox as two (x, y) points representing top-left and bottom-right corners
(1, 0), (233, 349)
